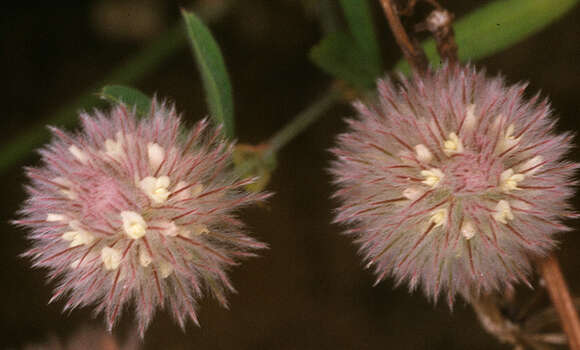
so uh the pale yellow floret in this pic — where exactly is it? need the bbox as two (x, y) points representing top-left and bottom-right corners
(496, 123), (520, 154)
(121, 211), (147, 239)
(46, 213), (66, 222)
(159, 260), (174, 278)
(461, 220), (476, 240)
(104, 132), (125, 160)
(493, 200), (514, 224)
(464, 104), (477, 131)
(62, 230), (94, 247)
(70, 259), (81, 269)
(138, 245), (152, 267)
(191, 183), (204, 196)
(420, 168), (444, 188)
(68, 145), (89, 164)
(139, 176), (171, 204)
(147, 142), (165, 170)
(159, 220), (178, 236)
(511, 199), (531, 211)
(443, 132), (463, 156)
(429, 208), (448, 228)
(414, 144), (433, 163)
(101, 247), (122, 270)
(173, 181), (190, 201)
(191, 223), (209, 236)
(173, 181), (203, 201)
(177, 230), (191, 238)
(402, 186), (424, 201)
(53, 177), (77, 200)
(518, 156), (543, 175)
(61, 220), (94, 247)
(499, 168), (525, 192)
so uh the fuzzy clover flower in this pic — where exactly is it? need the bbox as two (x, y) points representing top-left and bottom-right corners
(16, 101), (268, 335)
(331, 64), (577, 304)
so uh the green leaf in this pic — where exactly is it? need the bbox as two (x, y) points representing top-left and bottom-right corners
(99, 85), (151, 116)
(394, 0), (579, 72)
(338, 0), (382, 77)
(310, 32), (378, 89)
(181, 9), (235, 138)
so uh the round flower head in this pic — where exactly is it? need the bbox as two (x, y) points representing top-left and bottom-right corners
(16, 101), (268, 335)
(330, 64), (577, 304)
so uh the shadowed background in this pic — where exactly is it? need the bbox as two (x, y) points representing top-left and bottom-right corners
(1, 1), (580, 349)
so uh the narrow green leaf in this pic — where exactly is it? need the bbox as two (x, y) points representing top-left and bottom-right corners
(394, 0), (579, 72)
(181, 9), (234, 138)
(338, 0), (382, 76)
(99, 85), (151, 116)
(310, 32), (377, 89)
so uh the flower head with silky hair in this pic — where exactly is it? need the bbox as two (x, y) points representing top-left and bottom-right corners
(331, 64), (577, 304)
(16, 101), (269, 335)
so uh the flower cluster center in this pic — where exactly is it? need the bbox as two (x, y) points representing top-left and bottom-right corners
(443, 152), (499, 195)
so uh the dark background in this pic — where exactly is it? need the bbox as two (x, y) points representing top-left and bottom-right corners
(1, 1), (580, 349)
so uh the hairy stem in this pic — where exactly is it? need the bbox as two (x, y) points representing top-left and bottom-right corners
(471, 293), (520, 346)
(537, 254), (580, 350)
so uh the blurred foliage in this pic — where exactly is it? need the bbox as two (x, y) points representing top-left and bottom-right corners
(1, 0), (578, 175)
(394, 0), (579, 72)
(99, 85), (152, 116)
(310, 0), (381, 89)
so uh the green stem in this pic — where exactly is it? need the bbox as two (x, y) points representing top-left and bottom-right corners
(264, 86), (341, 161)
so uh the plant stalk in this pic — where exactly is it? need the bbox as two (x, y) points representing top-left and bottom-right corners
(537, 254), (580, 350)
(378, 0), (428, 73)
(264, 86), (342, 160)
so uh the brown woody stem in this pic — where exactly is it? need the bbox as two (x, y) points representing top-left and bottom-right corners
(537, 254), (580, 350)
(470, 293), (520, 345)
(379, 0), (428, 74)
(425, 9), (458, 64)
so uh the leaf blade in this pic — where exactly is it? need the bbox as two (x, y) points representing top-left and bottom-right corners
(99, 85), (151, 116)
(181, 9), (235, 138)
(338, 0), (382, 76)
(310, 32), (378, 89)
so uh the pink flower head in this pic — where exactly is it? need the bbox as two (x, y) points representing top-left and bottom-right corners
(16, 101), (268, 335)
(330, 64), (577, 304)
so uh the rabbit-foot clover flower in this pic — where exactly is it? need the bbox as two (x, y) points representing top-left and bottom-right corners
(330, 64), (577, 304)
(16, 101), (269, 335)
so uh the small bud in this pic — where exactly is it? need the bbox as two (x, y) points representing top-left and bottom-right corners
(461, 221), (476, 240)
(121, 211), (147, 239)
(415, 144), (433, 163)
(420, 168), (444, 188)
(138, 245), (152, 267)
(493, 200), (514, 224)
(402, 187), (424, 201)
(443, 132), (463, 156)
(464, 104), (478, 131)
(147, 142), (164, 170)
(499, 168), (525, 192)
(429, 208), (448, 228)
(101, 247), (122, 270)
(69, 145), (89, 164)
(139, 176), (171, 204)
